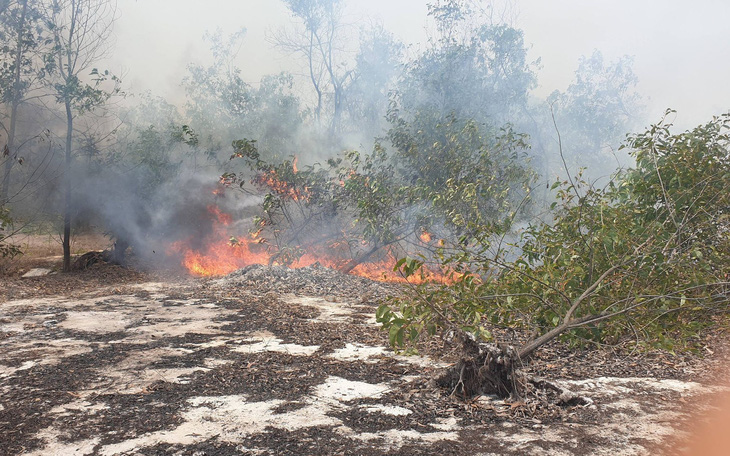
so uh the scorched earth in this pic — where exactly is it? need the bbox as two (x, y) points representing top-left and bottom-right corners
(0, 263), (727, 455)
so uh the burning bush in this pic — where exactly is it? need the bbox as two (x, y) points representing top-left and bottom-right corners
(215, 109), (535, 283)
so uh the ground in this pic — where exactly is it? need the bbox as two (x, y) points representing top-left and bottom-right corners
(1, 236), (728, 455)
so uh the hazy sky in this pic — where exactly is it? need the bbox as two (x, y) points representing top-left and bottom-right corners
(106, 0), (730, 130)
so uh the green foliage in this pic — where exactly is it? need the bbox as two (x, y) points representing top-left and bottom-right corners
(386, 109), (535, 240)
(379, 112), (730, 353)
(0, 0), (50, 103)
(52, 69), (121, 113)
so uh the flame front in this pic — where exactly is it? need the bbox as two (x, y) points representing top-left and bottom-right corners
(168, 205), (269, 277)
(169, 205), (451, 284)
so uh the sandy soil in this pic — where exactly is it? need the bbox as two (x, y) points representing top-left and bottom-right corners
(0, 262), (728, 455)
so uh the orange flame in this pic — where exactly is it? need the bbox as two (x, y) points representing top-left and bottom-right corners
(255, 170), (310, 202)
(420, 230), (433, 243)
(169, 206), (451, 284)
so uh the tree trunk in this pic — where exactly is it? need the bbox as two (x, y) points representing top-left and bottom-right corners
(338, 244), (382, 275)
(62, 100), (73, 272)
(110, 236), (128, 265)
(1, 0), (29, 205)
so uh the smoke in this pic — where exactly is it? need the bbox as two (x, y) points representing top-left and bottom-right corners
(3, 0), (728, 273)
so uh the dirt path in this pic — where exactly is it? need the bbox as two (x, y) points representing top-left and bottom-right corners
(0, 265), (727, 455)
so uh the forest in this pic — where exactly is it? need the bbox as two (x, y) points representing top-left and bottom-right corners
(1, 0), (729, 455)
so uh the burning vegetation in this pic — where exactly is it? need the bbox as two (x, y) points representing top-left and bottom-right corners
(1, 0), (729, 416)
(166, 203), (451, 284)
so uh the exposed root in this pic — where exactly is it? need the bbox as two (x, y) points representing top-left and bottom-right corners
(436, 339), (593, 407)
(437, 339), (524, 399)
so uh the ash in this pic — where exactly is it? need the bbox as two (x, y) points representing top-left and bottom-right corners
(212, 263), (401, 300)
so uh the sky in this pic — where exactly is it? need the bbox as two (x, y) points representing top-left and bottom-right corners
(105, 0), (730, 130)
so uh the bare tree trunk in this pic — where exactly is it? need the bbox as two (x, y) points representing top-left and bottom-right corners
(307, 31), (322, 124)
(62, 100), (73, 272)
(1, 0), (29, 204)
(338, 243), (382, 274)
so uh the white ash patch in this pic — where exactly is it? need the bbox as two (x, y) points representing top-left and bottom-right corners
(203, 357), (232, 368)
(191, 337), (232, 349)
(2, 288), (237, 345)
(23, 431), (99, 456)
(431, 416), (460, 431)
(314, 376), (390, 402)
(328, 343), (388, 362)
(120, 303), (235, 343)
(349, 428), (460, 447)
(94, 366), (209, 395)
(361, 404), (413, 416)
(558, 376), (727, 395)
(129, 281), (169, 299)
(580, 409), (687, 451)
(95, 374), (460, 454)
(394, 353), (450, 369)
(93, 347), (210, 394)
(97, 375), (394, 455)
(473, 376), (730, 456)
(98, 396), (336, 456)
(60, 311), (132, 333)
(490, 426), (577, 452)
(282, 295), (359, 323)
(0, 338), (93, 373)
(0, 297), (60, 309)
(50, 400), (108, 415)
(0, 360), (36, 378)
(234, 330), (320, 356)
(0, 312), (61, 333)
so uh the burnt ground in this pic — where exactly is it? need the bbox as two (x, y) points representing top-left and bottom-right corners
(1, 260), (729, 456)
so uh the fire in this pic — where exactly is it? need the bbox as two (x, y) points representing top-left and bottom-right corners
(169, 205), (452, 284)
(254, 169), (310, 201)
(419, 230), (433, 243)
(167, 205), (269, 277)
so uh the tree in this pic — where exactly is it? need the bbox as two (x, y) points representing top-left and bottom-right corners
(0, 0), (49, 204)
(396, 0), (537, 127)
(377, 112), (730, 399)
(45, 0), (120, 272)
(273, 0), (355, 133)
(184, 29), (302, 163)
(546, 50), (644, 177)
(345, 24), (403, 138)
